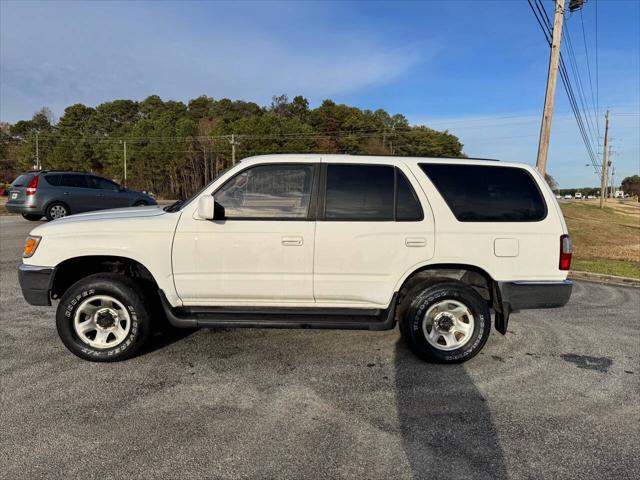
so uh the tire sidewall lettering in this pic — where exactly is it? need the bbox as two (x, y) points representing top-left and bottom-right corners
(64, 290), (139, 358)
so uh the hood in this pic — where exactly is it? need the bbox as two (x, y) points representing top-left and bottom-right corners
(29, 205), (169, 236)
(54, 205), (165, 223)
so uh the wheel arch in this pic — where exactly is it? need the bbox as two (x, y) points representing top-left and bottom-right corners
(394, 263), (508, 334)
(396, 263), (496, 299)
(45, 199), (71, 217)
(51, 255), (160, 301)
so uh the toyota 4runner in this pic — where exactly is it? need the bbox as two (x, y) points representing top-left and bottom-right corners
(18, 155), (573, 363)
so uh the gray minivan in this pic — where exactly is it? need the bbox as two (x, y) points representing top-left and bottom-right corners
(7, 171), (157, 221)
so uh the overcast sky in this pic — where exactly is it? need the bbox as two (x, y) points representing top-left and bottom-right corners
(1, 0), (638, 187)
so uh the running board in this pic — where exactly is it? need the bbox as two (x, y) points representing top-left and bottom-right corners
(159, 291), (398, 331)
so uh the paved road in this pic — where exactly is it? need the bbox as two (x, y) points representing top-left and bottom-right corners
(1, 216), (638, 480)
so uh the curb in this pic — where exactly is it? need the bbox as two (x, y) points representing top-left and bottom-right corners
(569, 270), (640, 288)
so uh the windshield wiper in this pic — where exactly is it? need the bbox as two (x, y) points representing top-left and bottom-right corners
(163, 199), (184, 212)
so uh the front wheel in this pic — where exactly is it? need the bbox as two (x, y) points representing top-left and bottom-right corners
(400, 281), (491, 363)
(133, 200), (148, 207)
(56, 273), (152, 362)
(22, 213), (43, 221)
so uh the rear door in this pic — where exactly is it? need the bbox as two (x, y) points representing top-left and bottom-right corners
(313, 161), (435, 307)
(56, 174), (95, 213)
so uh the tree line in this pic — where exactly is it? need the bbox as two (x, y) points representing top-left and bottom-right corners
(0, 95), (464, 198)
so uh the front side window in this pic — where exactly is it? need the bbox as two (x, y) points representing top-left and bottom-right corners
(215, 164), (313, 219)
(420, 164), (547, 222)
(90, 176), (120, 191)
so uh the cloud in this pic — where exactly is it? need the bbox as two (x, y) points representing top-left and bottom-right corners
(0, 1), (421, 122)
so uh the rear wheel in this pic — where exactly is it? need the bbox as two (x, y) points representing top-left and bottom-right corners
(56, 273), (152, 362)
(21, 213), (43, 221)
(400, 281), (491, 363)
(45, 202), (70, 221)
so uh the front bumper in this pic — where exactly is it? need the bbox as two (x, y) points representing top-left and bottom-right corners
(18, 264), (55, 306)
(498, 280), (573, 312)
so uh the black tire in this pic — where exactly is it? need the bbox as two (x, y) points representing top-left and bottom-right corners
(133, 200), (148, 207)
(56, 273), (152, 362)
(400, 281), (491, 364)
(45, 202), (70, 221)
(21, 213), (43, 221)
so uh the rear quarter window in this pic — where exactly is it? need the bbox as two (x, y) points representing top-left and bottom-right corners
(419, 164), (547, 222)
(44, 174), (62, 186)
(11, 174), (34, 187)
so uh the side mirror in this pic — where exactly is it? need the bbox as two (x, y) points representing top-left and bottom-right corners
(119, 185), (126, 192)
(197, 195), (215, 220)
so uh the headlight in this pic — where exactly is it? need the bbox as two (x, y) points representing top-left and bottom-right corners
(23, 235), (41, 258)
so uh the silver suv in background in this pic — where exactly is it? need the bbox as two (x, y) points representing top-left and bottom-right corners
(7, 171), (157, 221)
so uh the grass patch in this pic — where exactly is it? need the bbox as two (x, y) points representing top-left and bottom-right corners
(560, 201), (640, 278)
(572, 258), (640, 279)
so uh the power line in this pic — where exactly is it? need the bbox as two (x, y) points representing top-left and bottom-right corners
(527, 0), (601, 174)
(536, 0), (600, 171)
(580, 8), (600, 138)
(563, 18), (599, 148)
(595, 0), (600, 126)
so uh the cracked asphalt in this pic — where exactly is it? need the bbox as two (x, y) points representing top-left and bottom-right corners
(1, 215), (638, 479)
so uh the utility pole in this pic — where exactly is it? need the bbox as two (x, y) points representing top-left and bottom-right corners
(536, 0), (565, 177)
(228, 134), (239, 165)
(599, 110), (610, 208)
(120, 140), (127, 187)
(35, 133), (40, 170)
(610, 159), (615, 198)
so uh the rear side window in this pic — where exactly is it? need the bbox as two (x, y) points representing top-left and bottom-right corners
(396, 170), (423, 221)
(325, 165), (394, 220)
(59, 174), (89, 188)
(11, 174), (34, 187)
(324, 165), (424, 221)
(420, 164), (546, 222)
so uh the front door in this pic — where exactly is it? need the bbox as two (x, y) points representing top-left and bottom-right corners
(89, 176), (131, 210)
(172, 163), (317, 305)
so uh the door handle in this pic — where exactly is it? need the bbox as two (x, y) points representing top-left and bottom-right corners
(405, 237), (427, 247)
(281, 236), (303, 246)
(63, 192), (71, 195)
(97, 194), (105, 197)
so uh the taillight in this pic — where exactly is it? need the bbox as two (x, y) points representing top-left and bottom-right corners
(559, 234), (572, 270)
(26, 176), (38, 196)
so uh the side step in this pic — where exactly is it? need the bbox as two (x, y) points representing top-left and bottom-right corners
(159, 291), (398, 331)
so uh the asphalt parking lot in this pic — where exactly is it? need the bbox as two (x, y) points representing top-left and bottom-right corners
(1, 215), (638, 480)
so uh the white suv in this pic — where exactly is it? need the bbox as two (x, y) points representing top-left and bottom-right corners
(19, 155), (573, 363)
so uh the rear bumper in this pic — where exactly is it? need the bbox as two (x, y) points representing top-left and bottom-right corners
(18, 264), (55, 306)
(498, 280), (573, 311)
(5, 203), (42, 215)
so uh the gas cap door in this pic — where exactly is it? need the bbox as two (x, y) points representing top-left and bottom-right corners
(494, 238), (519, 257)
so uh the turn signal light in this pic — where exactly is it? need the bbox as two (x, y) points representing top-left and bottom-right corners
(559, 234), (572, 270)
(23, 236), (41, 258)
